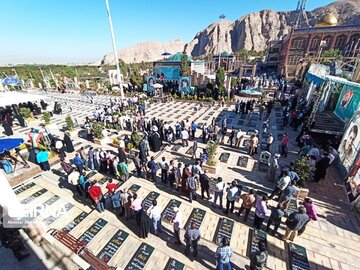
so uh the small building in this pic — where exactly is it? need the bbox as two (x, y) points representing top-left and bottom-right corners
(206, 51), (236, 72)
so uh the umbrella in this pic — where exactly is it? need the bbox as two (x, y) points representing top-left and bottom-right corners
(0, 138), (24, 154)
(153, 83), (163, 88)
(161, 52), (172, 56)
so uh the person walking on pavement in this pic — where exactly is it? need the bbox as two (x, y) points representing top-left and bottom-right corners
(283, 206), (309, 242)
(172, 207), (182, 245)
(187, 174), (199, 203)
(266, 204), (285, 236)
(250, 241), (268, 270)
(184, 221), (201, 258)
(224, 181), (238, 215)
(215, 237), (233, 270)
(237, 189), (256, 222)
(269, 171), (291, 200)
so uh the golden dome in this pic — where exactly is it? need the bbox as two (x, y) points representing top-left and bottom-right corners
(315, 12), (338, 27)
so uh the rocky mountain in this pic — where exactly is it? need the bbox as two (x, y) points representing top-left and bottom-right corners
(101, 0), (360, 63)
(101, 39), (184, 65)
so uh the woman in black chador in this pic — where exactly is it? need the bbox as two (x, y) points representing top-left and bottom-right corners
(63, 132), (74, 153)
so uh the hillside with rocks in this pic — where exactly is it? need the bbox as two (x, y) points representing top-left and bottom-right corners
(101, 0), (360, 63)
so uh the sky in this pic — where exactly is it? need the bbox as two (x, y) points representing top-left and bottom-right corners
(0, 0), (335, 65)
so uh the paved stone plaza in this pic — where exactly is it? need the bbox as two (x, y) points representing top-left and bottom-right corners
(5, 92), (360, 270)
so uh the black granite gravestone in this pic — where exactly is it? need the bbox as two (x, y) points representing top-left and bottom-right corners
(78, 218), (108, 245)
(289, 243), (311, 270)
(162, 199), (182, 224)
(171, 144), (182, 151)
(14, 182), (36, 195)
(185, 208), (206, 229)
(21, 188), (48, 204)
(128, 184), (141, 194)
(86, 171), (97, 179)
(213, 218), (234, 245)
(237, 156), (249, 167)
(219, 153), (230, 163)
(249, 229), (267, 256)
(43, 203), (74, 225)
(63, 212), (89, 232)
(125, 243), (154, 270)
(97, 230), (129, 263)
(165, 258), (185, 270)
(141, 192), (160, 212)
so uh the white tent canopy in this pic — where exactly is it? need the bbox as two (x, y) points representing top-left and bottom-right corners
(153, 83), (163, 89)
(0, 91), (48, 107)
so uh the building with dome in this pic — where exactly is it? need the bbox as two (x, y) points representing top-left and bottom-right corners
(268, 12), (360, 81)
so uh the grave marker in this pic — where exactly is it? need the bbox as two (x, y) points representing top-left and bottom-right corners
(249, 229), (267, 256)
(289, 243), (311, 270)
(63, 212), (88, 232)
(141, 191), (160, 212)
(21, 188), (48, 204)
(162, 199), (182, 224)
(219, 153), (230, 163)
(97, 230), (129, 263)
(286, 198), (299, 217)
(78, 218), (108, 245)
(86, 171), (97, 179)
(237, 156), (249, 167)
(171, 145), (182, 151)
(213, 218), (234, 245)
(185, 208), (206, 229)
(43, 203), (74, 225)
(185, 147), (194, 155)
(14, 182), (36, 195)
(128, 184), (141, 194)
(165, 258), (185, 270)
(209, 177), (218, 194)
(125, 243), (154, 270)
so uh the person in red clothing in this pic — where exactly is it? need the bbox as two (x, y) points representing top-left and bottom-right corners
(280, 133), (289, 158)
(88, 180), (105, 212)
(106, 178), (117, 194)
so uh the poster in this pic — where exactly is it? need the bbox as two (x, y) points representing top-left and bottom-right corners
(154, 66), (180, 81)
(179, 77), (192, 94)
(146, 76), (155, 93)
(339, 112), (360, 172)
(335, 84), (360, 121)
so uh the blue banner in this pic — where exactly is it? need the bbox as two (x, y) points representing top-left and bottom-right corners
(179, 77), (192, 94)
(154, 67), (180, 81)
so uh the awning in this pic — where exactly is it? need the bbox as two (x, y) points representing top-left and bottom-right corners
(0, 138), (24, 154)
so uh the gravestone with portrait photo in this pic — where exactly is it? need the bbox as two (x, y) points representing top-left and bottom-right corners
(219, 153), (230, 163)
(237, 156), (249, 167)
(141, 191), (160, 212)
(125, 243), (154, 270)
(162, 199), (182, 224)
(185, 208), (206, 229)
(289, 243), (311, 270)
(213, 218), (234, 245)
(248, 229), (267, 256)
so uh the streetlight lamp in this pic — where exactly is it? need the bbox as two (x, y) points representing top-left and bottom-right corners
(105, 0), (124, 99)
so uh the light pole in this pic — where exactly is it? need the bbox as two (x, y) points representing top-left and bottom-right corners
(105, 0), (124, 99)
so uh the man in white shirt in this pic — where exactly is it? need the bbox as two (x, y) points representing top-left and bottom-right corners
(266, 133), (274, 152)
(235, 129), (243, 147)
(181, 129), (189, 147)
(224, 181), (239, 215)
(147, 199), (162, 235)
(269, 171), (291, 200)
(172, 207), (182, 245)
(213, 177), (226, 209)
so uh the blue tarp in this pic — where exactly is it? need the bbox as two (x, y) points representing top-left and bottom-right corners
(0, 138), (24, 154)
(305, 73), (325, 86)
(1, 77), (21, 86)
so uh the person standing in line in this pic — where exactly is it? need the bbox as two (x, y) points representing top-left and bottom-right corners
(181, 128), (189, 147)
(67, 170), (82, 196)
(120, 189), (131, 219)
(147, 156), (158, 183)
(79, 146), (89, 171)
(184, 221), (201, 258)
(174, 162), (182, 191)
(266, 153), (280, 182)
(213, 177), (226, 209)
(132, 152), (142, 177)
(88, 181), (105, 213)
(147, 199), (162, 235)
(253, 195), (270, 230)
(237, 189), (256, 222)
(313, 152), (331, 182)
(266, 133), (273, 152)
(266, 204), (285, 236)
(168, 160), (176, 188)
(159, 157), (169, 184)
(200, 169), (212, 200)
(192, 141), (198, 159)
(130, 193), (143, 225)
(224, 181), (238, 215)
(298, 198), (318, 236)
(182, 164), (192, 193)
(191, 121), (197, 140)
(250, 241), (268, 270)
(73, 153), (85, 175)
(87, 147), (95, 170)
(278, 182), (300, 210)
(187, 174), (199, 203)
(283, 206), (309, 242)
(215, 237), (233, 270)
(269, 171), (291, 200)
(172, 207), (182, 245)
(36, 149), (50, 171)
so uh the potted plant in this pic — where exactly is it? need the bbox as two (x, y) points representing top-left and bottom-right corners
(293, 156), (310, 188)
(202, 141), (218, 174)
(42, 112), (51, 124)
(131, 132), (143, 149)
(20, 108), (31, 120)
(93, 123), (105, 145)
(65, 115), (75, 131)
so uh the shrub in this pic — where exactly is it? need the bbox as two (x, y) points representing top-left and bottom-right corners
(112, 137), (120, 145)
(131, 132), (143, 149)
(20, 108), (31, 119)
(93, 123), (104, 139)
(42, 112), (51, 124)
(293, 156), (310, 187)
(65, 115), (75, 131)
(127, 142), (134, 150)
(206, 141), (218, 166)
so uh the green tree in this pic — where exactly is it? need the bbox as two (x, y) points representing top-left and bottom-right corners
(180, 52), (191, 76)
(321, 49), (341, 59)
(216, 67), (225, 88)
